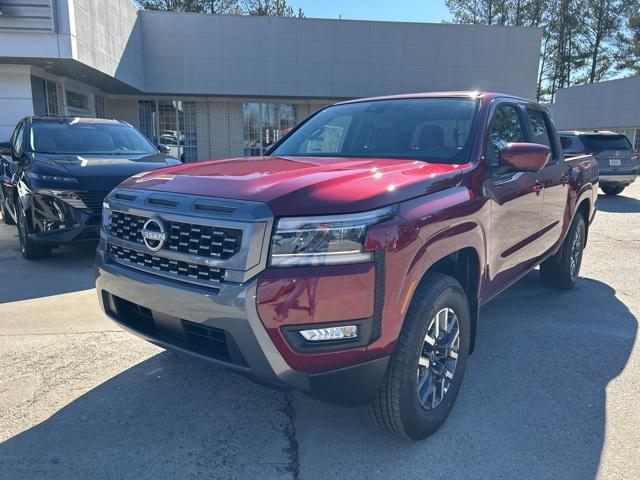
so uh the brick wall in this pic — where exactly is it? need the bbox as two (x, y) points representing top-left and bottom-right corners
(105, 98), (139, 128)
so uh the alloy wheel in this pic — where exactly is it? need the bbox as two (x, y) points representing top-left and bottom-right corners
(416, 307), (460, 410)
(569, 223), (584, 280)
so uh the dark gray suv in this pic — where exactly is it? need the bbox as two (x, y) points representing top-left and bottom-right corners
(559, 131), (638, 195)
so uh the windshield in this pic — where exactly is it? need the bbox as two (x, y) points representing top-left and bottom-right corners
(579, 134), (632, 152)
(271, 98), (479, 164)
(28, 122), (157, 156)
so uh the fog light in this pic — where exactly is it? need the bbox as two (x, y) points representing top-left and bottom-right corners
(299, 325), (358, 342)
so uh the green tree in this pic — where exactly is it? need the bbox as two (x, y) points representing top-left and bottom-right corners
(242, 0), (304, 17)
(140, 0), (303, 16)
(444, 0), (637, 101)
(579, 0), (636, 83)
(140, 0), (242, 14)
(616, 14), (640, 76)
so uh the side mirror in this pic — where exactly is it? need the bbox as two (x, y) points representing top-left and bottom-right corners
(156, 144), (171, 155)
(0, 141), (11, 156)
(499, 143), (550, 171)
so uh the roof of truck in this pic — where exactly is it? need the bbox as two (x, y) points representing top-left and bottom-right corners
(558, 130), (620, 136)
(25, 117), (124, 125)
(336, 91), (531, 105)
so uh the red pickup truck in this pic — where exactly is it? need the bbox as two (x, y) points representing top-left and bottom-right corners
(96, 92), (598, 440)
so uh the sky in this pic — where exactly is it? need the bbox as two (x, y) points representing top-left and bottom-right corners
(288, 0), (452, 24)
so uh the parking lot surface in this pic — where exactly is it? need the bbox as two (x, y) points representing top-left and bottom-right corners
(1, 184), (639, 480)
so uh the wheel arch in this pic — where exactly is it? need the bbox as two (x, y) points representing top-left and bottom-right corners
(408, 246), (482, 354)
(575, 197), (591, 246)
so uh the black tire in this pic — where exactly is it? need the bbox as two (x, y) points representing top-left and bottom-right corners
(17, 205), (51, 260)
(540, 213), (586, 289)
(366, 272), (471, 440)
(0, 190), (15, 225)
(601, 184), (625, 196)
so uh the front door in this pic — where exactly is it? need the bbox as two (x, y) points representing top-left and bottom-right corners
(484, 102), (546, 296)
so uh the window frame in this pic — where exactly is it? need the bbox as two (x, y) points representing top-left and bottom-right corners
(44, 80), (59, 116)
(523, 105), (559, 165)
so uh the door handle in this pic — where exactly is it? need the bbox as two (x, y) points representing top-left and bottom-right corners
(532, 181), (544, 194)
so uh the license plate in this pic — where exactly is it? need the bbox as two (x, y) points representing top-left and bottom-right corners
(609, 158), (621, 166)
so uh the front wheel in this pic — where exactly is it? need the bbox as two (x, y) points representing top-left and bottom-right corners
(540, 214), (586, 289)
(366, 272), (470, 440)
(601, 184), (625, 196)
(17, 206), (51, 260)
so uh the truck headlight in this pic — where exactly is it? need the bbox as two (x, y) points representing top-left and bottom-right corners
(101, 201), (111, 235)
(269, 206), (394, 267)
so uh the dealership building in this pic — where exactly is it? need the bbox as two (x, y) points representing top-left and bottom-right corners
(549, 76), (640, 151)
(0, 0), (542, 161)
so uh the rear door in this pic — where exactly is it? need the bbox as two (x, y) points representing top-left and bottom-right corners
(526, 106), (568, 254)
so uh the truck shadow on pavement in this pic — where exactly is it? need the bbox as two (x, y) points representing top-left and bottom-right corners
(0, 271), (636, 480)
(596, 193), (640, 213)
(0, 234), (97, 303)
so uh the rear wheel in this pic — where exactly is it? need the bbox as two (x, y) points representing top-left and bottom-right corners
(540, 214), (586, 289)
(0, 190), (15, 225)
(601, 184), (625, 196)
(17, 205), (51, 260)
(366, 272), (470, 440)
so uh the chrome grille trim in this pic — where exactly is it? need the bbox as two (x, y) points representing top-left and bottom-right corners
(108, 243), (224, 289)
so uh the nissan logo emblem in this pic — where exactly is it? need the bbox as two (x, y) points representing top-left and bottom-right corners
(141, 217), (167, 252)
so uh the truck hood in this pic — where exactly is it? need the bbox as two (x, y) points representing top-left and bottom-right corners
(32, 153), (181, 191)
(118, 156), (470, 215)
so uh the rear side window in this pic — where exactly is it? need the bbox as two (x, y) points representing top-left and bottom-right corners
(580, 134), (632, 152)
(486, 104), (525, 164)
(526, 109), (551, 147)
(560, 135), (585, 154)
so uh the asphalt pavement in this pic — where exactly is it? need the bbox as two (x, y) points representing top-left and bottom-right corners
(1, 183), (638, 480)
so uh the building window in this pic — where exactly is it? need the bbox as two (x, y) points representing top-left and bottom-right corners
(44, 80), (59, 116)
(66, 91), (89, 110)
(95, 95), (105, 118)
(243, 103), (297, 156)
(138, 100), (198, 162)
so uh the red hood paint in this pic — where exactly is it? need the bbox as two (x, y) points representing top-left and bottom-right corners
(119, 156), (470, 215)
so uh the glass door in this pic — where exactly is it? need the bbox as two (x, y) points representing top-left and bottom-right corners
(243, 103), (297, 156)
(138, 100), (198, 162)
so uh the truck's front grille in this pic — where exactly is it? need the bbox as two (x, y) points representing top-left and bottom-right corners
(109, 210), (242, 259)
(108, 243), (225, 285)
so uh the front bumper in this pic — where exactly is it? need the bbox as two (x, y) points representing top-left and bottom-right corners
(28, 190), (104, 244)
(96, 254), (388, 406)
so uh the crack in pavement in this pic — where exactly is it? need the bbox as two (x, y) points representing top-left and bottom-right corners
(282, 392), (301, 480)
